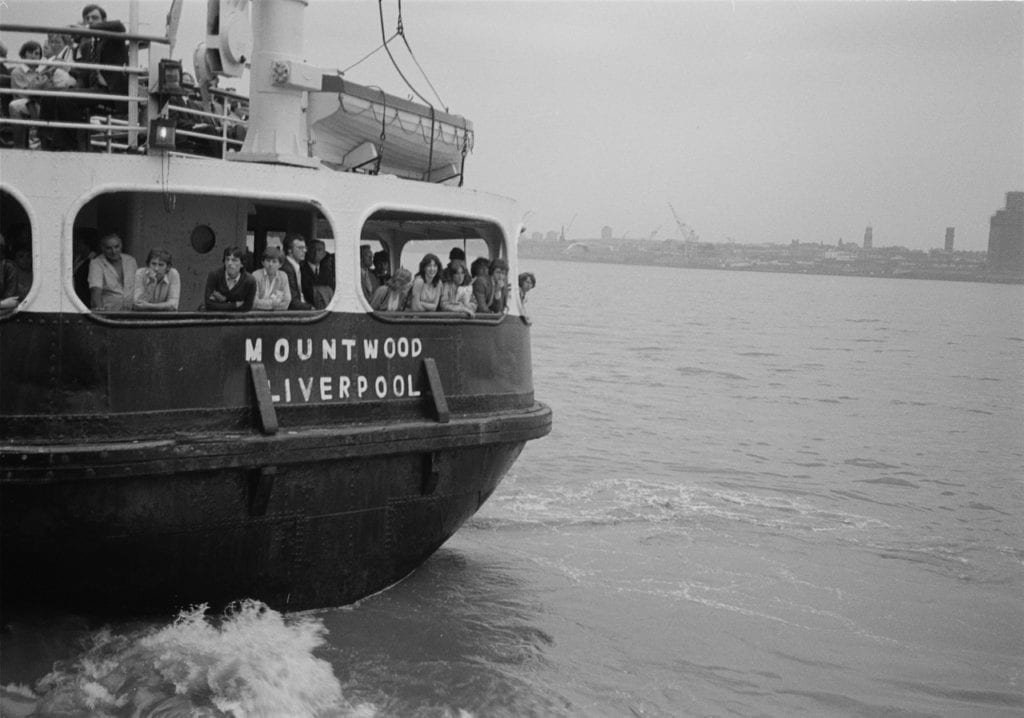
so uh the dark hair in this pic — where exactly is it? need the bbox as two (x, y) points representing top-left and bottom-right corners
(489, 258), (509, 274)
(518, 271), (536, 288)
(283, 233), (306, 254)
(444, 260), (471, 287)
(373, 249), (389, 265)
(18, 41), (42, 59)
(261, 246), (283, 262)
(81, 4), (107, 21)
(449, 247), (466, 262)
(470, 257), (490, 276)
(146, 248), (172, 266)
(418, 253), (442, 286)
(222, 246), (246, 261)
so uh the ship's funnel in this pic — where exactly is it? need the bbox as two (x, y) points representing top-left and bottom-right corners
(231, 0), (320, 168)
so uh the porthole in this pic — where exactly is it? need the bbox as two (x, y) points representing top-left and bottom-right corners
(190, 225), (216, 254)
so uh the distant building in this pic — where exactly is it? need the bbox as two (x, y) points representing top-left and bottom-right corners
(945, 227), (955, 253)
(545, 230), (559, 242)
(601, 225), (612, 240)
(863, 225), (873, 249)
(988, 192), (1024, 273)
(531, 231), (543, 242)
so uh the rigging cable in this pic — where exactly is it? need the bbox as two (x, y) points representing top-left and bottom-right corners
(377, 0), (447, 112)
(341, 32), (398, 75)
(395, 0), (447, 111)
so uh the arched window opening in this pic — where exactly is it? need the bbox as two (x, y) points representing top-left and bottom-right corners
(72, 191), (334, 315)
(360, 210), (508, 316)
(0, 190), (33, 315)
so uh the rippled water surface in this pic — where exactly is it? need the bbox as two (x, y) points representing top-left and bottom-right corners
(2, 262), (1022, 717)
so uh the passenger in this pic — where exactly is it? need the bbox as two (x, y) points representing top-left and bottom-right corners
(470, 256), (493, 313)
(360, 244), (380, 301)
(0, 42), (10, 124)
(448, 247), (466, 264)
(43, 31), (78, 89)
(0, 233), (20, 312)
(251, 246), (291, 311)
(473, 258), (509, 314)
(280, 233), (313, 309)
(409, 253), (442, 311)
(8, 41), (52, 148)
(439, 259), (476, 317)
(372, 249), (390, 285)
(8, 227), (33, 302)
(39, 4), (128, 151)
(203, 246), (255, 311)
(518, 271), (536, 304)
(305, 239), (334, 309)
(370, 267), (413, 311)
(88, 232), (137, 310)
(73, 5), (129, 92)
(488, 258), (510, 313)
(132, 248), (180, 311)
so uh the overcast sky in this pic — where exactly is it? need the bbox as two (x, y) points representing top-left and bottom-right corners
(3, 1), (1021, 250)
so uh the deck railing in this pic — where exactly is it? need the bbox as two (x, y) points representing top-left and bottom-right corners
(0, 23), (247, 158)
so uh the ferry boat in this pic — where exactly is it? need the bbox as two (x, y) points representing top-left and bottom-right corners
(0, 0), (551, 614)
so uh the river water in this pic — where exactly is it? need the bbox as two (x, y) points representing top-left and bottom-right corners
(2, 260), (1021, 717)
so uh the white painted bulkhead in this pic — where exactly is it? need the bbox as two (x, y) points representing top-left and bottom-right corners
(0, 150), (523, 316)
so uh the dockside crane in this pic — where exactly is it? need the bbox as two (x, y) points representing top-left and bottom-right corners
(668, 203), (699, 244)
(560, 213), (577, 242)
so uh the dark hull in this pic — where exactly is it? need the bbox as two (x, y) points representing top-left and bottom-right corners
(1, 311), (551, 614)
(0, 421), (544, 614)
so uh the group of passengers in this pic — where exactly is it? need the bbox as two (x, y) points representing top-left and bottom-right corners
(202, 234), (335, 312)
(0, 4), (128, 150)
(3, 227), (535, 315)
(84, 232), (179, 311)
(366, 245), (527, 316)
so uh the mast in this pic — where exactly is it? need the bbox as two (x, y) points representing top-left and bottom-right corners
(231, 0), (320, 168)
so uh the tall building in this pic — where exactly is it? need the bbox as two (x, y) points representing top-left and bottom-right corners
(945, 227), (955, 253)
(988, 192), (1024, 273)
(863, 225), (873, 249)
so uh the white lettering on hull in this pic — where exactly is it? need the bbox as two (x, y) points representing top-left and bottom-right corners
(254, 334), (425, 404)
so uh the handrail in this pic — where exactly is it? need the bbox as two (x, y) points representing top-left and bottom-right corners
(0, 88), (147, 103)
(3, 117), (144, 132)
(168, 103), (247, 126)
(0, 58), (148, 75)
(0, 23), (168, 46)
(0, 22), (244, 160)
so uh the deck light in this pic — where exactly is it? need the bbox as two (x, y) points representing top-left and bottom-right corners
(149, 118), (177, 150)
(157, 59), (187, 95)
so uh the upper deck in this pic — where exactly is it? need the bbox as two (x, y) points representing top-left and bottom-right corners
(1, 4), (517, 322)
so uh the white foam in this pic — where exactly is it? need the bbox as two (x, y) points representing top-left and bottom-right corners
(4, 600), (376, 718)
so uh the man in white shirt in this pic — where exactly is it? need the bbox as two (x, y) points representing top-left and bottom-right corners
(282, 233), (312, 310)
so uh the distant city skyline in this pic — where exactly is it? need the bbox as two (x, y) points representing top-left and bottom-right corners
(3, 1), (1020, 251)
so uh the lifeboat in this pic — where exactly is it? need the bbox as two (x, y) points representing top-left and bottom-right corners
(308, 77), (474, 183)
(0, 0), (550, 614)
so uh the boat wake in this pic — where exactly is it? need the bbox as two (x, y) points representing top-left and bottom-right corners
(471, 475), (885, 535)
(0, 600), (373, 718)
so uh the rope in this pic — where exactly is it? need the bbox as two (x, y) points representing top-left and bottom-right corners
(376, 0), (448, 112)
(341, 31), (398, 75)
(426, 105), (435, 179)
(378, 0), (432, 109)
(458, 131), (468, 187)
(396, 0), (448, 111)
